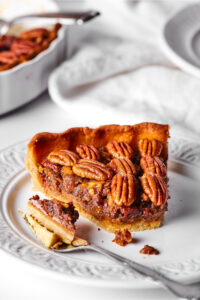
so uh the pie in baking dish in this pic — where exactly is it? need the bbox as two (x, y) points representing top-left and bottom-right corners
(26, 123), (170, 233)
(0, 24), (61, 71)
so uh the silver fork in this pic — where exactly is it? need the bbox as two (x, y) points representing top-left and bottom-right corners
(54, 243), (200, 300)
(0, 11), (100, 35)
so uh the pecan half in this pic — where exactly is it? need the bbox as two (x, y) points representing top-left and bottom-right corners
(106, 141), (134, 159)
(138, 138), (163, 157)
(11, 39), (38, 58)
(48, 150), (79, 167)
(72, 159), (113, 181)
(140, 156), (167, 178)
(111, 173), (137, 206)
(76, 145), (100, 160)
(0, 51), (18, 65)
(140, 173), (168, 206)
(109, 158), (138, 176)
(19, 28), (49, 44)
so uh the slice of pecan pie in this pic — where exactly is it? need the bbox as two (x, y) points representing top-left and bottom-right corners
(26, 123), (169, 233)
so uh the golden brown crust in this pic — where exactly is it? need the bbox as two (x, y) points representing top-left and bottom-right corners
(26, 123), (169, 164)
(25, 123), (169, 232)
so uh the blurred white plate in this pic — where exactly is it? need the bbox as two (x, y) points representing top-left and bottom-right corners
(0, 136), (200, 288)
(162, 3), (200, 78)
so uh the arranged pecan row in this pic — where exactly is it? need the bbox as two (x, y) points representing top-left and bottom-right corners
(0, 24), (61, 71)
(45, 138), (168, 207)
(139, 139), (168, 206)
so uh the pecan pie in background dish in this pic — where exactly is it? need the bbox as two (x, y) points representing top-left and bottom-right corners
(0, 23), (61, 71)
(25, 123), (170, 233)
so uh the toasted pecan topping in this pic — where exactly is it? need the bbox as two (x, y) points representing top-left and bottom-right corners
(76, 145), (100, 160)
(111, 173), (137, 206)
(48, 150), (79, 167)
(140, 173), (168, 206)
(106, 141), (134, 159)
(109, 158), (138, 176)
(72, 159), (113, 181)
(19, 28), (49, 44)
(140, 156), (167, 178)
(11, 39), (38, 57)
(113, 229), (132, 246)
(0, 51), (18, 65)
(138, 138), (163, 157)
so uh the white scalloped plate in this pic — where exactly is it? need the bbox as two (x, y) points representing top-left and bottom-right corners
(0, 137), (200, 289)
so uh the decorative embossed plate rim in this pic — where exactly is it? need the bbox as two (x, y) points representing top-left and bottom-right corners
(0, 137), (200, 289)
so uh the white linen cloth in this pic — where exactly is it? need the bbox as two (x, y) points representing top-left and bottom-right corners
(49, 0), (200, 139)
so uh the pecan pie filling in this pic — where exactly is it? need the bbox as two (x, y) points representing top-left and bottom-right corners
(38, 138), (169, 225)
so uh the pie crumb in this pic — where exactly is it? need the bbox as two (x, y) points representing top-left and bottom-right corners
(140, 245), (159, 255)
(112, 229), (132, 247)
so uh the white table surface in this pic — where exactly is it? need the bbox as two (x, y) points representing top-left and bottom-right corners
(0, 1), (190, 299)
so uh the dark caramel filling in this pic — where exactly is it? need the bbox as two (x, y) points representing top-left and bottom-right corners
(38, 152), (168, 224)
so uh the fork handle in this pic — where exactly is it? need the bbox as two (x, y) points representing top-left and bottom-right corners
(11, 11), (100, 26)
(89, 243), (200, 299)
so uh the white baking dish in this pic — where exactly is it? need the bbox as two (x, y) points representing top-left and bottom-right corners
(0, 25), (66, 115)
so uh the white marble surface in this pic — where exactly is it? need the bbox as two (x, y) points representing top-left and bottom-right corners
(0, 1), (199, 299)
